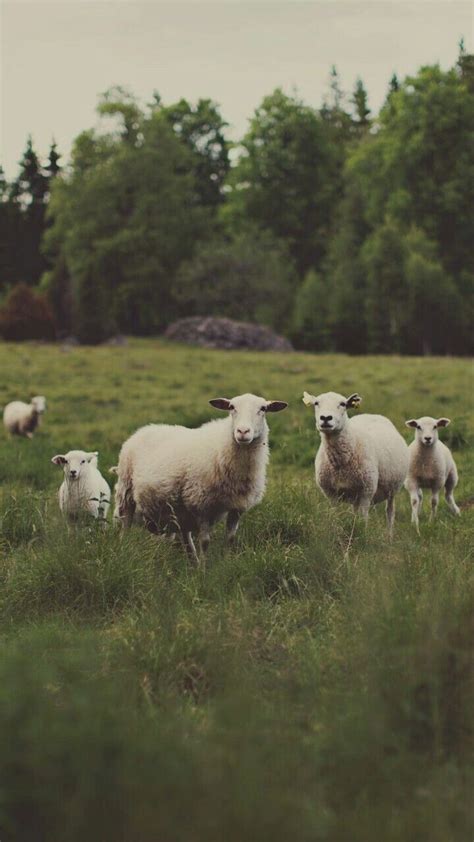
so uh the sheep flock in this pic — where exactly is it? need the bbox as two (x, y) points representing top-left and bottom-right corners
(3, 388), (461, 563)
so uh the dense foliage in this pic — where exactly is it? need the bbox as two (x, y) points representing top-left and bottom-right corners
(1, 49), (472, 351)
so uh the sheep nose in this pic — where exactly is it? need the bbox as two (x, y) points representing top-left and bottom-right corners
(70, 469), (77, 477)
(424, 436), (432, 443)
(237, 427), (251, 436)
(320, 415), (333, 422)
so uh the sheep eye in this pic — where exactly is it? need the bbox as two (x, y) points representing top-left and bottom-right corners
(81, 459), (86, 464)
(260, 406), (266, 412)
(229, 404), (235, 411)
(417, 424), (421, 430)
(339, 402), (347, 408)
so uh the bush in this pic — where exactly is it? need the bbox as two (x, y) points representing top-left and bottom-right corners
(0, 283), (55, 341)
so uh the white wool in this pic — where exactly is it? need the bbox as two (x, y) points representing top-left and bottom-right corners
(303, 390), (409, 533)
(3, 395), (46, 438)
(114, 393), (287, 563)
(52, 450), (111, 522)
(404, 416), (460, 531)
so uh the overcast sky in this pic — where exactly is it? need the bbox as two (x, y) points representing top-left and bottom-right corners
(1, 0), (472, 177)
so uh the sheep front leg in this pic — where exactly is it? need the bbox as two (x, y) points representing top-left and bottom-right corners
(406, 484), (422, 533)
(180, 527), (200, 567)
(199, 523), (211, 555)
(386, 494), (395, 538)
(226, 510), (240, 545)
(430, 490), (440, 522)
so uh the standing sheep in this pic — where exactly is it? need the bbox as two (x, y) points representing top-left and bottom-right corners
(52, 450), (111, 522)
(3, 396), (47, 438)
(302, 391), (408, 533)
(114, 393), (288, 564)
(405, 416), (460, 532)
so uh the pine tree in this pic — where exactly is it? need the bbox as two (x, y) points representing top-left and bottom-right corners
(11, 136), (49, 284)
(351, 78), (371, 133)
(46, 140), (61, 178)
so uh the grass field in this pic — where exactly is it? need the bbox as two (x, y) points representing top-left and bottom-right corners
(0, 339), (472, 842)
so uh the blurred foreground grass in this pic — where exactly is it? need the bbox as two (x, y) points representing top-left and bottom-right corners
(0, 340), (473, 842)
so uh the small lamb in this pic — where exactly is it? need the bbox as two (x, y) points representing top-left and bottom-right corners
(114, 393), (288, 564)
(52, 450), (111, 522)
(303, 390), (409, 533)
(405, 416), (460, 531)
(3, 396), (47, 438)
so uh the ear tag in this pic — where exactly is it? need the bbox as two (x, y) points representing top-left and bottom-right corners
(302, 392), (314, 406)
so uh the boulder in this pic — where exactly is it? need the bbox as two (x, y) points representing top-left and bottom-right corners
(165, 317), (293, 352)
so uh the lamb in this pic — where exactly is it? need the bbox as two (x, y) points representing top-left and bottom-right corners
(3, 396), (47, 438)
(404, 416), (460, 532)
(113, 393), (288, 564)
(52, 450), (111, 522)
(302, 390), (409, 533)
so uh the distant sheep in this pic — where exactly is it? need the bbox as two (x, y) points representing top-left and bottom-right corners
(3, 396), (46, 438)
(52, 450), (111, 522)
(114, 393), (288, 564)
(303, 390), (409, 533)
(405, 416), (460, 532)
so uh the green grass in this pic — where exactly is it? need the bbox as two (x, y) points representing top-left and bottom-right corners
(0, 339), (472, 842)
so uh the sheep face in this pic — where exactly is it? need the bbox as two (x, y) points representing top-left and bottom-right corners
(32, 396), (46, 413)
(52, 450), (99, 481)
(303, 391), (361, 435)
(209, 393), (287, 445)
(405, 416), (450, 447)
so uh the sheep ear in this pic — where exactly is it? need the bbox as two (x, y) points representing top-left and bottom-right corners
(345, 393), (362, 408)
(87, 451), (99, 462)
(265, 400), (288, 413)
(209, 398), (232, 411)
(52, 454), (66, 465)
(436, 418), (451, 428)
(405, 419), (419, 429)
(302, 391), (317, 407)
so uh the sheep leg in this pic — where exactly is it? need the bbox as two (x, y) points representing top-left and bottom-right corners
(386, 494), (395, 538)
(180, 527), (200, 567)
(355, 496), (371, 524)
(199, 523), (211, 555)
(407, 485), (421, 534)
(226, 510), (240, 544)
(430, 491), (440, 522)
(445, 472), (461, 517)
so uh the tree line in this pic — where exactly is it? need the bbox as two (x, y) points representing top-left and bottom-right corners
(0, 45), (473, 354)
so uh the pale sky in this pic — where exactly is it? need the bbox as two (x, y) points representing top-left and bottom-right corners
(1, 0), (472, 177)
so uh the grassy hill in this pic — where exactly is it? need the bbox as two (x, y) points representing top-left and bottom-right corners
(0, 340), (472, 842)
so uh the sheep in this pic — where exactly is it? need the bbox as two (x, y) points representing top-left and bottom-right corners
(302, 391), (409, 534)
(51, 450), (111, 522)
(404, 416), (460, 532)
(3, 395), (47, 438)
(113, 393), (288, 564)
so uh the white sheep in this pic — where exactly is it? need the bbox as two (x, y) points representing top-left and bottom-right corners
(3, 396), (47, 438)
(51, 450), (111, 522)
(113, 393), (288, 564)
(404, 416), (460, 532)
(302, 391), (409, 533)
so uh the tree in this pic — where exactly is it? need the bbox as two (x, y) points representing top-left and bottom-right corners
(43, 91), (211, 341)
(161, 98), (230, 209)
(173, 231), (297, 331)
(224, 89), (340, 276)
(0, 283), (55, 341)
(291, 270), (331, 350)
(351, 78), (370, 132)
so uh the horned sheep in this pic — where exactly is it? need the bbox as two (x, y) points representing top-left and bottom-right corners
(52, 450), (111, 522)
(303, 390), (409, 533)
(113, 393), (288, 563)
(404, 416), (460, 532)
(3, 396), (47, 438)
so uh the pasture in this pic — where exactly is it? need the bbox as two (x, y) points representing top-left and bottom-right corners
(0, 339), (472, 842)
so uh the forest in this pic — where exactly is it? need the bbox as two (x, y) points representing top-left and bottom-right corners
(0, 45), (473, 354)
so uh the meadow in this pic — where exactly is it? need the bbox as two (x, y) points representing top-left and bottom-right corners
(0, 339), (472, 842)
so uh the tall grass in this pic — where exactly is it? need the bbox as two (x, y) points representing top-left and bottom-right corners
(0, 340), (472, 841)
